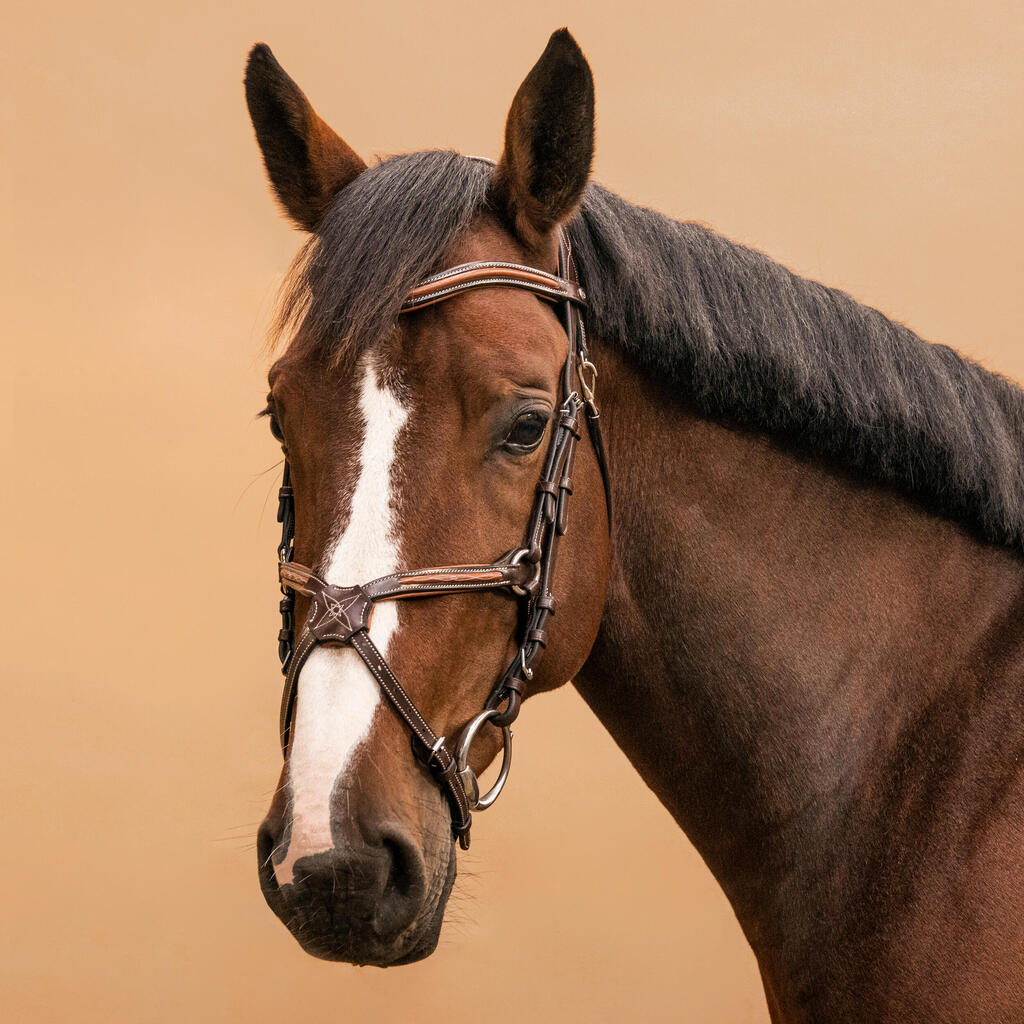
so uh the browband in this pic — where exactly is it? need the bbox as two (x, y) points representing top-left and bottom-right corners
(402, 261), (587, 311)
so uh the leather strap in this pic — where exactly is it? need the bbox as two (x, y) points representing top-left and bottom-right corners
(348, 631), (472, 842)
(280, 557), (535, 603)
(402, 261), (587, 312)
(277, 557), (535, 742)
(276, 564), (475, 844)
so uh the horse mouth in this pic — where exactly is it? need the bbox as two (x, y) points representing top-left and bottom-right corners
(256, 821), (456, 966)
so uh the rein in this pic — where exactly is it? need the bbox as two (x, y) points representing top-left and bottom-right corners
(273, 230), (611, 848)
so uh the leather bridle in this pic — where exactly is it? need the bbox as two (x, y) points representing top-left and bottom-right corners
(273, 229), (611, 849)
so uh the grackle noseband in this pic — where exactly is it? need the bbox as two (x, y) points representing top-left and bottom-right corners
(273, 230), (611, 849)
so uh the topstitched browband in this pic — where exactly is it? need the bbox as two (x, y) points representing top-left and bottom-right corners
(273, 228), (611, 849)
(402, 261), (587, 311)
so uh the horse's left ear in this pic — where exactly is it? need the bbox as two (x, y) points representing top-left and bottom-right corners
(244, 43), (366, 232)
(492, 29), (595, 249)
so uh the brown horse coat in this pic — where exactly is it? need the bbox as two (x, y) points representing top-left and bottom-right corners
(246, 30), (1024, 1021)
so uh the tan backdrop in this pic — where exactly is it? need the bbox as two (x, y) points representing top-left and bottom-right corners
(4, 2), (1022, 1021)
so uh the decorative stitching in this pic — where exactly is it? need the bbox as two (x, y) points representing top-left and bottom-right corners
(411, 260), (565, 286)
(401, 277), (576, 309)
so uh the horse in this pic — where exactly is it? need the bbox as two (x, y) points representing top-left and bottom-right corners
(246, 29), (1024, 1021)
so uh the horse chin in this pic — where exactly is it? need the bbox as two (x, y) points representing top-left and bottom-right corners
(288, 895), (450, 967)
(256, 825), (457, 967)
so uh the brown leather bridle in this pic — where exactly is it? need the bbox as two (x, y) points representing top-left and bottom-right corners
(273, 229), (611, 849)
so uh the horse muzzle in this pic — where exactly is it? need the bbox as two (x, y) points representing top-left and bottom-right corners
(256, 817), (455, 966)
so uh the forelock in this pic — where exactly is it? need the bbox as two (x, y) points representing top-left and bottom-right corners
(273, 150), (493, 359)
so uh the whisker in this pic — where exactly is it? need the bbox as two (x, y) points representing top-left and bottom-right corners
(234, 458), (286, 514)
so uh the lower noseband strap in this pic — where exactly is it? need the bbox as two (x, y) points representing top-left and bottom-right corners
(348, 631), (473, 848)
(278, 582), (474, 848)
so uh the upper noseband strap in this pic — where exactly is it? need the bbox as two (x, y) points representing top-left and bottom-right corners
(365, 559), (537, 601)
(280, 557), (536, 606)
(277, 596), (474, 847)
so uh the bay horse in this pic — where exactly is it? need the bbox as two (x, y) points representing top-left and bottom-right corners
(246, 29), (1024, 1021)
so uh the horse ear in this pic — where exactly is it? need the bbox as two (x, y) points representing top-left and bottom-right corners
(244, 43), (366, 232)
(492, 29), (595, 248)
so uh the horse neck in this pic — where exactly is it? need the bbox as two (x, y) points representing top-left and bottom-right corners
(575, 343), (1024, 1006)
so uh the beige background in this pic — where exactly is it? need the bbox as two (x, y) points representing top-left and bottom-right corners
(3, 1), (1022, 1021)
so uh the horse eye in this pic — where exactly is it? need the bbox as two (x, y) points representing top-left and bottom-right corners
(503, 411), (548, 454)
(261, 404), (285, 444)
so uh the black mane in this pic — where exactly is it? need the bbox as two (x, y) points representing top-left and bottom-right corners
(276, 150), (1024, 550)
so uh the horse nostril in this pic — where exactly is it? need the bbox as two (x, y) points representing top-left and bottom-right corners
(257, 820), (283, 886)
(374, 832), (427, 939)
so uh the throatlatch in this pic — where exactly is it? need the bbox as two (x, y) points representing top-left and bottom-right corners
(273, 228), (611, 849)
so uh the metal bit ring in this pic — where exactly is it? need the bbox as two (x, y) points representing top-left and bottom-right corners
(454, 708), (513, 811)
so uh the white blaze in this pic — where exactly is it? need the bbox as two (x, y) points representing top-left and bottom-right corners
(274, 355), (407, 886)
